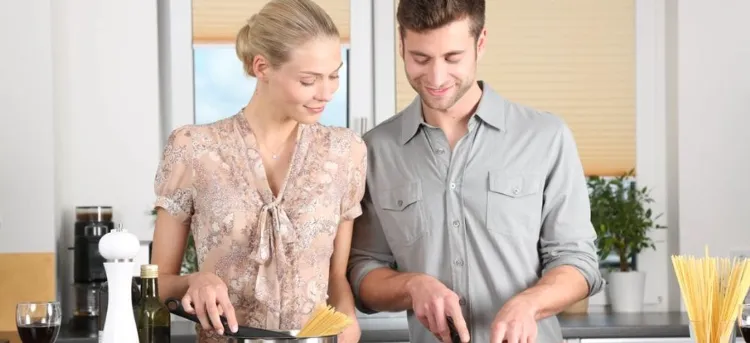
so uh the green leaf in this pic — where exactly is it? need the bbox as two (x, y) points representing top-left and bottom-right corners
(588, 170), (663, 271)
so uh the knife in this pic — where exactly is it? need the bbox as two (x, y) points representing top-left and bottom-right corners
(446, 316), (461, 343)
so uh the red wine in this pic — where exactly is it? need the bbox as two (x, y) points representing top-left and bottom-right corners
(741, 326), (750, 343)
(16, 324), (60, 343)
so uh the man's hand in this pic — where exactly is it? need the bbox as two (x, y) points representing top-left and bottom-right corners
(490, 296), (539, 343)
(406, 274), (470, 342)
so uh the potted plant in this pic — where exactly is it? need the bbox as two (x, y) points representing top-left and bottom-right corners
(150, 208), (199, 274)
(587, 169), (663, 312)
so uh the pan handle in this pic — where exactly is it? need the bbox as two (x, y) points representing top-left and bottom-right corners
(165, 297), (236, 335)
(164, 297), (295, 339)
(165, 297), (213, 326)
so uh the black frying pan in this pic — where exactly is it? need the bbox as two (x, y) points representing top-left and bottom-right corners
(165, 297), (296, 339)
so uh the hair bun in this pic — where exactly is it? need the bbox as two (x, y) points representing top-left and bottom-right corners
(246, 14), (258, 28)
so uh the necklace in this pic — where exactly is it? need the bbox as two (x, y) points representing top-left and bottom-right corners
(241, 109), (299, 160)
(256, 126), (299, 160)
(257, 139), (285, 160)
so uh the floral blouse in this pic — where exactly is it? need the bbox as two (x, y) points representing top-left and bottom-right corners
(154, 112), (367, 342)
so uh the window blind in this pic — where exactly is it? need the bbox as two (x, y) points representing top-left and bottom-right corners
(394, 0), (636, 176)
(192, 0), (350, 43)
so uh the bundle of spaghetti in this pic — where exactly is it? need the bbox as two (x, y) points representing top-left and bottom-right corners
(296, 304), (353, 337)
(671, 246), (750, 343)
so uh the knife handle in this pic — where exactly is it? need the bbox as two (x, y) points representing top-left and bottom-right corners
(446, 316), (461, 343)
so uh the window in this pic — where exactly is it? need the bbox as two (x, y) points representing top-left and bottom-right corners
(393, 0), (636, 177)
(189, 0), (354, 128)
(192, 44), (350, 127)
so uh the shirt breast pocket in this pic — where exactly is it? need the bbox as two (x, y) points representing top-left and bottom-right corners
(376, 181), (426, 247)
(486, 171), (544, 237)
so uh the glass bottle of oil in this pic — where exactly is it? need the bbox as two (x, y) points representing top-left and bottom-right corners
(135, 264), (171, 342)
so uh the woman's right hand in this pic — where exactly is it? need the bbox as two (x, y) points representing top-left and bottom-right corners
(182, 271), (238, 335)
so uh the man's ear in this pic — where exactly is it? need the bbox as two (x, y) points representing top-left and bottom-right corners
(476, 27), (487, 60)
(398, 33), (405, 60)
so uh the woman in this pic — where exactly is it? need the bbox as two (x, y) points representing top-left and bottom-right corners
(150, 0), (366, 342)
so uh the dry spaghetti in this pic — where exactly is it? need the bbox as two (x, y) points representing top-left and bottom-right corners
(672, 246), (750, 343)
(296, 304), (353, 337)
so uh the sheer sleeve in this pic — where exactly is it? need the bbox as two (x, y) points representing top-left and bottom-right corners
(154, 126), (195, 224)
(340, 135), (368, 222)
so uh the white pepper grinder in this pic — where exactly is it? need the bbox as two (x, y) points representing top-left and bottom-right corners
(98, 223), (141, 343)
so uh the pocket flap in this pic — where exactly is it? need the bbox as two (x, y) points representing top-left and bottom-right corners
(379, 181), (422, 211)
(489, 171), (542, 197)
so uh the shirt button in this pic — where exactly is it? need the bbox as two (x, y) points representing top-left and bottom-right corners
(435, 148), (445, 155)
(454, 258), (464, 266)
(512, 187), (520, 195)
(452, 220), (460, 228)
(459, 298), (466, 306)
(397, 200), (403, 206)
(449, 182), (456, 190)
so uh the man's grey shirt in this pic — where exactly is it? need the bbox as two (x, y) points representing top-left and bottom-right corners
(347, 81), (605, 343)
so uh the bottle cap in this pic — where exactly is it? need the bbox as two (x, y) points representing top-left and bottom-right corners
(140, 264), (159, 278)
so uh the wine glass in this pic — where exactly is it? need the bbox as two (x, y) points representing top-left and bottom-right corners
(16, 301), (62, 343)
(738, 303), (750, 343)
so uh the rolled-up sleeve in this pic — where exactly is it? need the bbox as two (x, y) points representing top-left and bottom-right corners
(539, 122), (605, 297)
(347, 182), (396, 314)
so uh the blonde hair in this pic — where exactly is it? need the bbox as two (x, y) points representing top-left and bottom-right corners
(235, 0), (340, 77)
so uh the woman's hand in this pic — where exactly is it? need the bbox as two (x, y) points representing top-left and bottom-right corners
(182, 271), (238, 335)
(337, 319), (361, 343)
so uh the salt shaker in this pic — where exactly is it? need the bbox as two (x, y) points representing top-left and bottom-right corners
(98, 223), (141, 343)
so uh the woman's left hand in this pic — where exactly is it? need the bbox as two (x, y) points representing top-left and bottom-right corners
(338, 320), (361, 343)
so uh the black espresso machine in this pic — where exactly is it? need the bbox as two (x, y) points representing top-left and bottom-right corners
(68, 206), (142, 335)
(69, 206), (115, 334)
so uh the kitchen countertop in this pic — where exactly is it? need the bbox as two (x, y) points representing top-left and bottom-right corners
(558, 311), (693, 338)
(354, 312), (699, 341)
(0, 312), (706, 342)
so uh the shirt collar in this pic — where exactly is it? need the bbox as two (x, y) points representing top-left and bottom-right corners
(399, 81), (508, 145)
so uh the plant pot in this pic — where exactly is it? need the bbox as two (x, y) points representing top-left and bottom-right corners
(562, 297), (589, 314)
(606, 270), (646, 312)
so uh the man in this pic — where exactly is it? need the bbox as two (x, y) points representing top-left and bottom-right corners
(346, 0), (605, 342)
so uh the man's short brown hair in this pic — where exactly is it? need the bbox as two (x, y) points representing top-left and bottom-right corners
(396, 0), (485, 41)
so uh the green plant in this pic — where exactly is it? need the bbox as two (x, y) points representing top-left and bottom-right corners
(150, 208), (199, 274)
(587, 169), (664, 272)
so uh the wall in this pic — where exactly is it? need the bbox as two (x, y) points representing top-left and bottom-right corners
(673, 0), (750, 257)
(0, 0), (55, 254)
(0, 1), (57, 330)
(52, 0), (162, 319)
(0, 0), (163, 326)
